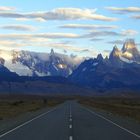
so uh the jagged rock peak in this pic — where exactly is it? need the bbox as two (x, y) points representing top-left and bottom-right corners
(110, 45), (121, 58)
(122, 39), (136, 52)
(97, 53), (103, 61)
(50, 49), (55, 55)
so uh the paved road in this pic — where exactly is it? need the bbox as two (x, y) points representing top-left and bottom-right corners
(0, 101), (140, 140)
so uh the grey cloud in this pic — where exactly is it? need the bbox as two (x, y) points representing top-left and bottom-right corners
(80, 49), (90, 53)
(132, 15), (140, 19)
(82, 29), (138, 38)
(107, 40), (124, 45)
(83, 31), (121, 38)
(0, 12), (24, 18)
(90, 38), (104, 41)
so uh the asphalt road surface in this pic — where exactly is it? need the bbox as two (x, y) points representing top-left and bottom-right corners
(0, 101), (140, 140)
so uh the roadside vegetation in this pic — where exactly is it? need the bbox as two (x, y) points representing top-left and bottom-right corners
(0, 96), (64, 120)
(79, 97), (140, 122)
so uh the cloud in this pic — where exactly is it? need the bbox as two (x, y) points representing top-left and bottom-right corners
(0, 12), (24, 18)
(0, 6), (15, 11)
(107, 40), (124, 45)
(121, 29), (138, 36)
(106, 7), (140, 14)
(0, 33), (79, 40)
(79, 49), (90, 53)
(131, 15), (140, 19)
(82, 29), (138, 38)
(1, 29), (136, 42)
(0, 24), (36, 31)
(47, 42), (90, 53)
(102, 50), (111, 57)
(90, 38), (104, 41)
(0, 33), (83, 52)
(0, 40), (25, 48)
(33, 33), (79, 39)
(83, 31), (121, 38)
(107, 39), (140, 47)
(60, 24), (118, 30)
(0, 8), (118, 21)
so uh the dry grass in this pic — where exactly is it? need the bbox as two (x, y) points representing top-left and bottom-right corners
(79, 97), (140, 122)
(0, 98), (64, 120)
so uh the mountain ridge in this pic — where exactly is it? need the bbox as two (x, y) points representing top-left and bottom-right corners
(0, 49), (83, 77)
(69, 39), (140, 91)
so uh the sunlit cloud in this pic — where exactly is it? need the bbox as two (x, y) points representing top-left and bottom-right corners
(0, 6), (15, 11)
(106, 7), (140, 14)
(0, 33), (79, 40)
(121, 29), (138, 36)
(0, 24), (36, 31)
(60, 24), (118, 30)
(102, 50), (111, 57)
(0, 8), (118, 21)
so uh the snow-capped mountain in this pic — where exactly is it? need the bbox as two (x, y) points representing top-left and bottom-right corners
(69, 39), (140, 90)
(109, 39), (140, 64)
(0, 49), (83, 77)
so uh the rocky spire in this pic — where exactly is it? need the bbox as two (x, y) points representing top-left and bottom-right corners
(50, 49), (55, 56)
(121, 39), (140, 61)
(109, 45), (121, 59)
(97, 53), (103, 61)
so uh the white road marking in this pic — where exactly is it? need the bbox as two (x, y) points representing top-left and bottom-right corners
(82, 106), (140, 139)
(69, 124), (72, 129)
(0, 107), (58, 138)
(69, 136), (73, 140)
(69, 118), (72, 121)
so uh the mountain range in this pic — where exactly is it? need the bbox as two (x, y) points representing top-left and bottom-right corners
(0, 49), (83, 77)
(69, 39), (140, 90)
(0, 39), (140, 94)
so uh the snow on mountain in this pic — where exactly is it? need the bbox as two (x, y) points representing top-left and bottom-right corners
(108, 39), (140, 65)
(69, 39), (140, 90)
(122, 39), (140, 62)
(0, 49), (83, 77)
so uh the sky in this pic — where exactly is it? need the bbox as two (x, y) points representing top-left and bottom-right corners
(0, 0), (139, 57)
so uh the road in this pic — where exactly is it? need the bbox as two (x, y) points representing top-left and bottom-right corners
(0, 101), (140, 140)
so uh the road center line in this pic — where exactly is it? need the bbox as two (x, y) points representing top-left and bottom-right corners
(0, 107), (58, 138)
(69, 118), (72, 121)
(69, 136), (73, 140)
(82, 106), (140, 139)
(69, 124), (72, 129)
